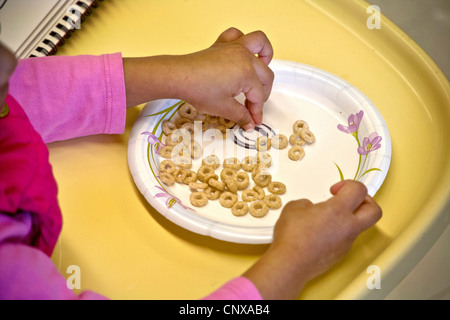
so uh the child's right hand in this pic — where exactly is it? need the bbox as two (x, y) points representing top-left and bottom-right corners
(177, 27), (274, 131)
(123, 27), (274, 131)
(243, 180), (382, 299)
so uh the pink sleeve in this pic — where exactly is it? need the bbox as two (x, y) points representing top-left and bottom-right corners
(8, 53), (127, 143)
(202, 277), (263, 300)
(0, 211), (260, 300)
(0, 212), (107, 300)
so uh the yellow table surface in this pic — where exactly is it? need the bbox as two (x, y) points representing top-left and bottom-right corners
(50, 0), (450, 299)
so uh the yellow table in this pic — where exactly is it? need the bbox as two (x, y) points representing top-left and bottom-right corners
(50, 0), (450, 299)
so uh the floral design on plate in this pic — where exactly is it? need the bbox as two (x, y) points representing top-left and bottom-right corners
(335, 110), (382, 181)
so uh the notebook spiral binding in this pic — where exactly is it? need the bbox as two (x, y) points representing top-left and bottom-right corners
(29, 0), (103, 58)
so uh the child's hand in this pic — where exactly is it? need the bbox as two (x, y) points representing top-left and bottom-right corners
(123, 28), (274, 130)
(179, 27), (274, 130)
(243, 180), (382, 299)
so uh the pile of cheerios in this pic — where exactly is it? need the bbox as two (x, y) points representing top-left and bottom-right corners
(157, 102), (315, 218)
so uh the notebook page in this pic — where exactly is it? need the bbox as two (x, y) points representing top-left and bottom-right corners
(0, 0), (69, 55)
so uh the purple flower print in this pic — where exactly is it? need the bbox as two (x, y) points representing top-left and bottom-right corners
(154, 186), (194, 211)
(337, 110), (364, 134)
(141, 131), (165, 154)
(358, 132), (382, 155)
(335, 110), (383, 181)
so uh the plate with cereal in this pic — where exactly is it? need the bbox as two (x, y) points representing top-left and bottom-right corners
(128, 59), (391, 244)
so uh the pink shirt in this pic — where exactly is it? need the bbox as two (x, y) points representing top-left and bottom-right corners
(0, 53), (261, 300)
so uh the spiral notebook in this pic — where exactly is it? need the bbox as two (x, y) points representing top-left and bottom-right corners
(0, 0), (103, 58)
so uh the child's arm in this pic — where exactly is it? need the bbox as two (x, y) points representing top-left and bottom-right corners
(8, 28), (273, 143)
(8, 53), (127, 143)
(123, 27), (274, 130)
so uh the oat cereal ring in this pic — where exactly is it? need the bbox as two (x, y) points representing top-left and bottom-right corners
(242, 189), (259, 202)
(173, 168), (188, 183)
(171, 128), (192, 145)
(175, 117), (192, 128)
(215, 125), (227, 135)
(224, 178), (238, 193)
(208, 176), (226, 191)
(172, 153), (192, 169)
(253, 186), (266, 200)
(231, 201), (249, 216)
(204, 186), (221, 200)
(251, 163), (270, 179)
(249, 200), (269, 218)
(235, 171), (250, 190)
(180, 122), (195, 136)
(159, 159), (176, 174)
(300, 128), (316, 144)
(190, 191), (208, 207)
(197, 165), (215, 182)
(201, 122), (214, 132)
(194, 112), (206, 123)
(160, 145), (173, 159)
(171, 142), (189, 158)
(223, 157), (241, 171)
(253, 171), (272, 187)
(219, 191), (238, 208)
(162, 120), (177, 135)
(271, 134), (288, 149)
(159, 172), (175, 186)
(256, 136), (271, 151)
(293, 120), (309, 133)
(268, 181), (286, 195)
(178, 103), (197, 120)
(241, 156), (258, 172)
(264, 194), (282, 209)
(189, 182), (208, 190)
(205, 114), (219, 124)
(164, 134), (179, 147)
(289, 133), (306, 146)
(220, 168), (237, 181)
(218, 117), (236, 129)
(202, 155), (220, 169)
(288, 146), (305, 161)
(257, 152), (272, 167)
(182, 170), (197, 184)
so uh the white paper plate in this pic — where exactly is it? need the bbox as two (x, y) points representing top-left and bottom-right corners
(127, 60), (391, 244)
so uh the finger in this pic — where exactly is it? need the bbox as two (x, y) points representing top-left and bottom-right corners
(237, 30), (274, 65)
(250, 54), (274, 101)
(245, 99), (263, 126)
(243, 85), (267, 127)
(328, 180), (368, 212)
(330, 180), (347, 195)
(243, 57), (274, 125)
(215, 27), (245, 43)
(353, 195), (383, 232)
(225, 98), (255, 131)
